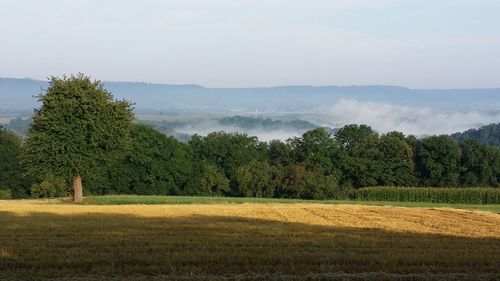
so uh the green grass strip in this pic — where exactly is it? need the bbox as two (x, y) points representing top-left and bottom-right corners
(80, 195), (500, 212)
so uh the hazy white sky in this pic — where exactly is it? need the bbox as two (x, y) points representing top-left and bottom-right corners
(1, 0), (499, 88)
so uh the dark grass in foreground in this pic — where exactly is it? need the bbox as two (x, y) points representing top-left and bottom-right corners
(83, 195), (500, 212)
(1, 208), (499, 281)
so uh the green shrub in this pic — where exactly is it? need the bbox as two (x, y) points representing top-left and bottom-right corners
(353, 187), (500, 204)
(199, 164), (230, 196)
(0, 189), (11, 199)
(31, 175), (68, 198)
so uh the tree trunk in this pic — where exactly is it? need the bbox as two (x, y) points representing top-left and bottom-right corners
(72, 174), (83, 203)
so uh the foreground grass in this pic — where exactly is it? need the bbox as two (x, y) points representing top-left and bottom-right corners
(83, 195), (500, 212)
(1, 200), (499, 280)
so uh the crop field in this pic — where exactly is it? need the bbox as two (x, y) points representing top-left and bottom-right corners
(1, 200), (499, 280)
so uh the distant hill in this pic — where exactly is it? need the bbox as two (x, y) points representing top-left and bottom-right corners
(451, 123), (500, 148)
(142, 116), (337, 142)
(217, 116), (319, 131)
(2, 77), (500, 113)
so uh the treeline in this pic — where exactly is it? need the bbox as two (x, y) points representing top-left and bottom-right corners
(1, 123), (499, 200)
(1, 116), (31, 137)
(0, 127), (32, 198)
(451, 123), (500, 148)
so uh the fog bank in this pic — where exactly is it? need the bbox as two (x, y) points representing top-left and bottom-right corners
(316, 99), (500, 137)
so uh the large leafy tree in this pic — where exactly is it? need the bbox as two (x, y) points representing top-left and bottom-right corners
(335, 124), (381, 187)
(23, 74), (134, 202)
(415, 135), (461, 187)
(378, 132), (417, 186)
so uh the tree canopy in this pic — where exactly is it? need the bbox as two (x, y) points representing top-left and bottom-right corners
(415, 135), (461, 187)
(23, 74), (134, 202)
(3, 121), (499, 200)
(0, 126), (29, 198)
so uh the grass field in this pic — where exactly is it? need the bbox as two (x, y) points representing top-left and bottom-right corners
(1, 199), (499, 280)
(82, 195), (500, 212)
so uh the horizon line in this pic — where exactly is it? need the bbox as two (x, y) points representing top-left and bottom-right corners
(2, 76), (500, 91)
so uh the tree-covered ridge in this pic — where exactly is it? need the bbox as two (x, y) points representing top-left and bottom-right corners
(1, 116), (31, 137)
(2, 114), (333, 144)
(217, 116), (319, 131)
(141, 115), (336, 142)
(451, 123), (500, 148)
(2, 77), (500, 113)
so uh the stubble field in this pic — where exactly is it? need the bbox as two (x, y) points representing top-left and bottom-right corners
(1, 200), (499, 280)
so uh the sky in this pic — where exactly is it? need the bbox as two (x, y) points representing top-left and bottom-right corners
(1, 0), (499, 88)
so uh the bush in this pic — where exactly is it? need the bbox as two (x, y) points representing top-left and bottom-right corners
(0, 189), (11, 199)
(353, 187), (500, 204)
(31, 175), (68, 198)
(302, 172), (338, 200)
(235, 160), (275, 198)
(199, 164), (230, 196)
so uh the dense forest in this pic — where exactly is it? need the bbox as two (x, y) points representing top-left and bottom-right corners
(2, 122), (499, 200)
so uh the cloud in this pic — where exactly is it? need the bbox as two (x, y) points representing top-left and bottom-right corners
(316, 99), (500, 137)
(148, 99), (499, 141)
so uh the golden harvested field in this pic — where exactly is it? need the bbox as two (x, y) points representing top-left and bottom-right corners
(1, 200), (499, 280)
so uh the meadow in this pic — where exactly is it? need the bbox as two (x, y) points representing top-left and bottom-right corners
(83, 195), (500, 212)
(1, 199), (499, 280)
